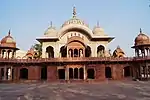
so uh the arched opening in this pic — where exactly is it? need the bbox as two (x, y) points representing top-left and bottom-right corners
(60, 46), (67, 57)
(68, 49), (73, 57)
(74, 49), (78, 57)
(74, 68), (78, 79)
(41, 66), (47, 80)
(20, 68), (28, 79)
(7, 50), (12, 59)
(79, 68), (84, 79)
(58, 69), (65, 79)
(69, 68), (73, 79)
(97, 45), (105, 57)
(87, 69), (95, 79)
(2, 50), (6, 58)
(124, 66), (131, 77)
(85, 46), (91, 57)
(79, 49), (84, 57)
(105, 67), (112, 78)
(46, 46), (54, 58)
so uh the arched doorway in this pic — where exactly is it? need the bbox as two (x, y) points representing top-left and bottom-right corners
(105, 67), (112, 78)
(46, 46), (54, 58)
(79, 68), (84, 79)
(41, 66), (47, 80)
(69, 68), (73, 79)
(20, 68), (28, 79)
(85, 46), (91, 57)
(60, 46), (67, 57)
(58, 69), (65, 79)
(87, 68), (95, 79)
(74, 68), (78, 79)
(124, 66), (131, 77)
(97, 45), (105, 57)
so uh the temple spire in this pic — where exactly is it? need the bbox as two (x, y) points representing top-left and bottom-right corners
(73, 6), (76, 18)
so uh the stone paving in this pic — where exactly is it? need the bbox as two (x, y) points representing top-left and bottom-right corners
(0, 81), (150, 100)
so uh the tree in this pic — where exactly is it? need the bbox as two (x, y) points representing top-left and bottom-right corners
(32, 43), (42, 58)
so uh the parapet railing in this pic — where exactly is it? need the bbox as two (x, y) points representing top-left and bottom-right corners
(0, 56), (149, 63)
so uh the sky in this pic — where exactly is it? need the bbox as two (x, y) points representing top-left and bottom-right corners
(0, 0), (150, 56)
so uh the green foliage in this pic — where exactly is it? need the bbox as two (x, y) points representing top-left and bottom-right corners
(33, 43), (42, 58)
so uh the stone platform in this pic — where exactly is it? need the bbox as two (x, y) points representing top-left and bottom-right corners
(0, 81), (150, 100)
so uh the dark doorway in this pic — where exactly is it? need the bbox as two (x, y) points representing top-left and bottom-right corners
(74, 49), (78, 57)
(46, 46), (54, 58)
(20, 68), (28, 79)
(124, 66), (130, 77)
(87, 69), (95, 79)
(41, 66), (47, 80)
(58, 69), (65, 79)
(60, 46), (67, 57)
(74, 68), (78, 79)
(69, 68), (73, 79)
(1, 68), (4, 80)
(97, 45), (105, 57)
(79, 68), (84, 79)
(105, 67), (112, 78)
(85, 46), (91, 57)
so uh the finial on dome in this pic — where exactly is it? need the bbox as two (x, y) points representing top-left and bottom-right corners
(140, 28), (142, 34)
(8, 29), (11, 36)
(73, 6), (76, 18)
(50, 21), (53, 27)
(97, 21), (100, 27)
(117, 45), (120, 49)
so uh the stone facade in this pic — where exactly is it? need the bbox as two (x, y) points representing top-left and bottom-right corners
(0, 7), (150, 83)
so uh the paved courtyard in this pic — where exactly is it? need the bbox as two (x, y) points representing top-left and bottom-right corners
(0, 81), (150, 100)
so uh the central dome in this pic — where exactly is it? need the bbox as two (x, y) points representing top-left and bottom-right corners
(62, 7), (88, 27)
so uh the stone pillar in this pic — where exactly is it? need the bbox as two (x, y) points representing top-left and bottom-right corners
(47, 66), (57, 81)
(95, 64), (105, 81)
(9, 52), (12, 59)
(28, 66), (41, 81)
(3, 51), (6, 58)
(0, 68), (1, 81)
(4, 67), (7, 80)
(84, 65), (87, 80)
(8, 68), (11, 80)
(13, 67), (19, 81)
(65, 66), (69, 80)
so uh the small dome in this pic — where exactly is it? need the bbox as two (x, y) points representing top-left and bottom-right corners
(1, 30), (16, 48)
(93, 22), (107, 36)
(62, 7), (88, 27)
(113, 46), (125, 58)
(135, 29), (150, 45)
(44, 22), (57, 37)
